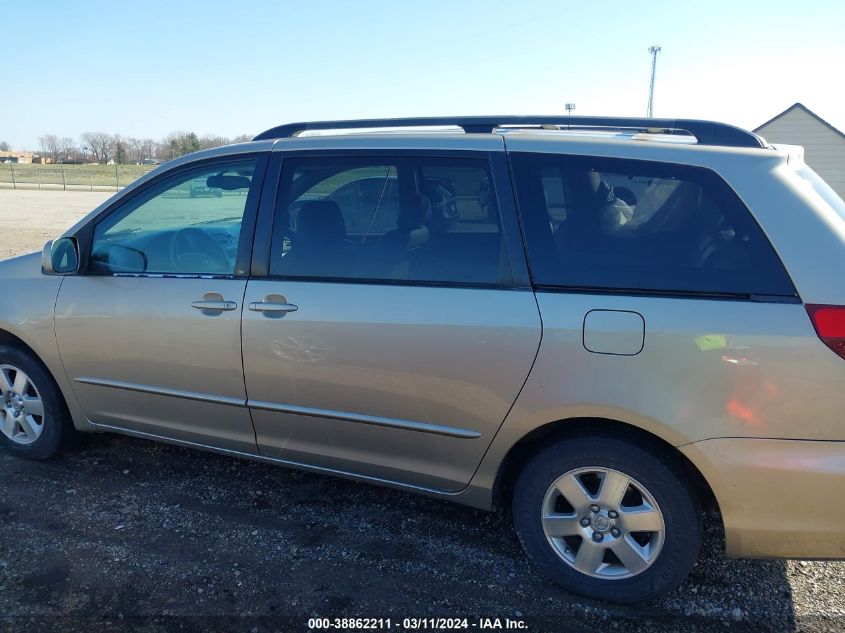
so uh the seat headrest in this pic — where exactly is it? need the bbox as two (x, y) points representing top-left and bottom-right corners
(569, 170), (604, 200)
(397, 194), (432, 231)
(297, 200), (346, 242)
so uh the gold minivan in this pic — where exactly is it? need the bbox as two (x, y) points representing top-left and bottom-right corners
(3, 116), (844, 602)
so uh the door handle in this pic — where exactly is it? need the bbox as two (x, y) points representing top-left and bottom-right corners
(248, 301), (298, 313)
(191, 300), (238, 311)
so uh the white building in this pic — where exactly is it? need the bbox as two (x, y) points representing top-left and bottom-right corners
(754, 103), (845, 200)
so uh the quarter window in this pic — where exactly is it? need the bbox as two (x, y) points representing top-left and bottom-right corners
(270, 156), (503, 285)
(510, 153), (796, 297)
(91, 159), (259, 275)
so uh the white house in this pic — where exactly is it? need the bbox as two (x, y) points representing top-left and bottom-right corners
(754, 103), (845, 200)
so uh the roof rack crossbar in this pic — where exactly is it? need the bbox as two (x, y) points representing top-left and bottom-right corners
(253, 115), (766, 148)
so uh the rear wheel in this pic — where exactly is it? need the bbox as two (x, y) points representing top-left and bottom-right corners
(512, 435), (701, 602)
(0, 345), (74, 460)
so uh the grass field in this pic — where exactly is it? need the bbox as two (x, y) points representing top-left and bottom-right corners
(0, 163), (157, 191)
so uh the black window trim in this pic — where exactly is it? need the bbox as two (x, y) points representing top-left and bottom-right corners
(73, 152), (270, 279)
(250, 148), (531, 290)
(508, 151), (800, 303)
(532, 284), (801, 304)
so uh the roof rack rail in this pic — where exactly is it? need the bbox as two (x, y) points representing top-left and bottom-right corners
(253, 115), (766, 149)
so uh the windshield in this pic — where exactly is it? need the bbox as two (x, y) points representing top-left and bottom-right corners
(796, 166), (845, 223)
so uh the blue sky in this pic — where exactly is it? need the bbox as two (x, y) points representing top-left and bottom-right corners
(4, 0), (844, 149)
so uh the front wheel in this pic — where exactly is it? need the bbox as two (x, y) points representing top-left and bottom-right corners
(0, 344), (74, 460)
(512, 435), (702, 603)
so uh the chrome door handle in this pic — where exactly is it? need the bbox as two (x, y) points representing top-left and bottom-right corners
(248, 301), (298, 313)
(191, 300), (238, 311)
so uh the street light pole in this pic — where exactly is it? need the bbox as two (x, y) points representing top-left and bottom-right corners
(647, 45), (661, 118)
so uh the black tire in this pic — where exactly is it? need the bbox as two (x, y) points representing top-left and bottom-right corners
(512, 435), (701, 603)
(0, 344), (74, 460)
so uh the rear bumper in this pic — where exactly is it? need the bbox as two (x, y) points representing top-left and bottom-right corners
(680, 437), (845, 559)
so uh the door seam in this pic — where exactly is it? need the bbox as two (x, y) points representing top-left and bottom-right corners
(460, 288), (545, 492)
(238, 280), (261, 452)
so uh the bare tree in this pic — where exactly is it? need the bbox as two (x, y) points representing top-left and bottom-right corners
(198, 134), (230, 150)
(162, 131), (187, 159)
(159, 131), (181, 161)
(158, 131), (200, 159)
(28, 130), (251, 164)
(38, 134), (60, 162)
(154, 137), (172, 161)
(0, 141), (9, 152)
(60, 137), (75, 162)
(141, 138), (157, 162)
(81, 132), (114, 164)
(125, 137), (143, 164)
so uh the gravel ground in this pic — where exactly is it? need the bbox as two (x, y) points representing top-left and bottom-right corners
(0, 189), (111, 259)
(0, 190), (843, 632)
(1, 435), (843, 633)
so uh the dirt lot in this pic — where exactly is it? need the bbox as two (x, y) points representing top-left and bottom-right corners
(0, 190), (843, 633)
(0, 189), (112, 258)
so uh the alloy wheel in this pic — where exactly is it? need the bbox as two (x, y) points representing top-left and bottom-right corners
(0, 364), (45, 445)
(541, 466), (665, 579)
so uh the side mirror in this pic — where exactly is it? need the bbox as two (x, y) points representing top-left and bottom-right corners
(41, 238), (79, 275)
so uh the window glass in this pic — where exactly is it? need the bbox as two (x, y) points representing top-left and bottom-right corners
(271, 156), (502, 285)
(292, 165), (400, 236)
(510, 153), (795, 296)
(91, 159), (257, 274)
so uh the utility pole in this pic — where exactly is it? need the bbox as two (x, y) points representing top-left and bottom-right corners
(647, 45), (661, 118)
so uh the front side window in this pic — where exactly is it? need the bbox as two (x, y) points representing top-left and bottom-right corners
(91, 158), (258, 275)
(270, 156), (502, 285)
(510, 153), (796, 297)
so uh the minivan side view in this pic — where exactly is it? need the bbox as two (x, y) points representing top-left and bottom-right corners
(2, 116), (844, 603)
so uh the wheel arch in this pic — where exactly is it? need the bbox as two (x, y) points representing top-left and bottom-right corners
(492, 417), (720, 518)
(0, 325), (91, 432)
(0, 327), (50, 366)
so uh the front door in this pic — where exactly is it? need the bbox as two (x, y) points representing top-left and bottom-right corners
(242, 150), (541, 491)
(55, 155), (266, 452)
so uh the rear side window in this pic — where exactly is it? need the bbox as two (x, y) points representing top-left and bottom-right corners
(510, 153), (796, 297)
(270, 156), (502, 285)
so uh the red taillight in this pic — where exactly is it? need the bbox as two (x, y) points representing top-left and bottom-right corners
(805, 304), (845, 359)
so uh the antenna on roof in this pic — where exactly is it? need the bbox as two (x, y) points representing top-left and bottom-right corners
(647, 45), (661, 118)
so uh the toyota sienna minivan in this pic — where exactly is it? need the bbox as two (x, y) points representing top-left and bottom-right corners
(2, 115), (844, 602)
